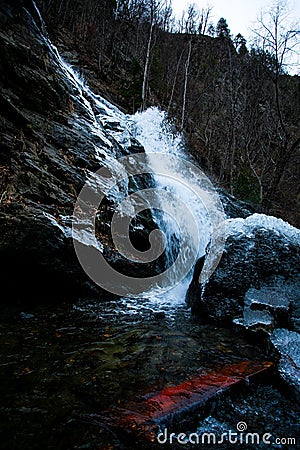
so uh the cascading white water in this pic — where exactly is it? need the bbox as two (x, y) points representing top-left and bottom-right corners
(129, 107), (211, 255)
(30, 1), (216, 311)
(53, 66), (210, 306)
(127, 108), (213, 307)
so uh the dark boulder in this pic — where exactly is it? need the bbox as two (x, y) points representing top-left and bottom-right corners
(186, 214), (300, 326)
(218, 188), (257, 219)
(186, 214), (300, 397)
(0, 204), (102, 303)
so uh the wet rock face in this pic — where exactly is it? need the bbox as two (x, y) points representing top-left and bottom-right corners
(0, 1), (104, 302)
(186, 215), (300, 326)
(218, 189), (256, 220)
(0, 0), (154, 303)
(270, 329), (300, 402)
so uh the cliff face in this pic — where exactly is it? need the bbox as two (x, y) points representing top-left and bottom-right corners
(0, 0), (155, 303)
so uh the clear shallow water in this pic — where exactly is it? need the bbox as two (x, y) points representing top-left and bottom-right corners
(0, 298), (299, 449)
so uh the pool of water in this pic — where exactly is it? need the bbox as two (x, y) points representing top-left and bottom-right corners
(0, 296), (298, 449)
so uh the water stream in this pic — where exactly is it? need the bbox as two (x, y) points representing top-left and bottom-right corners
(1, 295), (299, 449)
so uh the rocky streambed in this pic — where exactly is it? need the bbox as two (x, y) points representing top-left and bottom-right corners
(0, 298), (299, 449)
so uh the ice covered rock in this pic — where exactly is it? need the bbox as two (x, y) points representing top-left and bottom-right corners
(270, 329), (300, 400)
(233, 309), (274, 332)
(246, 286), (290, 312)
(186, 214), (300, 325)
(233, 285), (294, 333)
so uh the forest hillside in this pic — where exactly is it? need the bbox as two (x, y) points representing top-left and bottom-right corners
(38, 0), (300, 227)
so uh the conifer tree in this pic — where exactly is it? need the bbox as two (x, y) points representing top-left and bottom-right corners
(216, 17), (231, 38)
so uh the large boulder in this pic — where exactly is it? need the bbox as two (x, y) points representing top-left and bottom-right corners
(186, 214), (300, 326)
(186, 214), (300, 398)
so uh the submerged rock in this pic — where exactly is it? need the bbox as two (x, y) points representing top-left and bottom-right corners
(103, 360), (273, 443)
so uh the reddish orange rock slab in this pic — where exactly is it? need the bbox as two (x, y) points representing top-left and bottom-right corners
(104, 360), (273, 442)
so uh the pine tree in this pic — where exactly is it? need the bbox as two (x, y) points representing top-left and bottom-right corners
(234, 33), (248, 55)
(216, 17), (230, 38)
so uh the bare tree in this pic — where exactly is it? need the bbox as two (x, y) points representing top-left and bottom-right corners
(184, 3), (198, 34)
(181, 37), (192, 130)
(198, 6), (213, 35)
(180, 4), (199, 130)
(252, 0), (299, 132)
(251, 0), (300, 209)
(167, 48), (184, 113)
(253, 0), (299, 73)
(141, 0), (165, 110)
(162, 0), (174, 32)
(141, 15), (154, 110)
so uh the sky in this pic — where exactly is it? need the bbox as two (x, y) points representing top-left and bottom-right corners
(171, 0), (300, 42)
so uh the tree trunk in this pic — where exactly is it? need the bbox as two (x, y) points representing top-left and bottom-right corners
(167, 49), (184, 113)
(141, 19), (154, 111)
(181, 38), (192, 131)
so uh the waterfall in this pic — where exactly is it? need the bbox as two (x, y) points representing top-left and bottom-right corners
(29, 1), (224, 309)
(127, 108), (213, 306)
